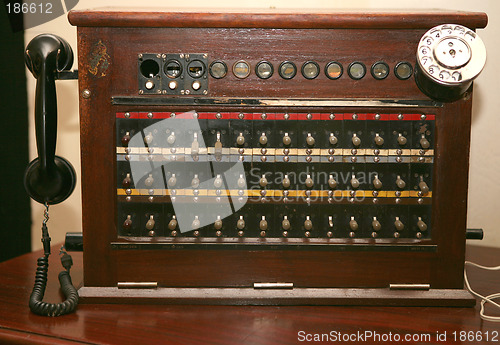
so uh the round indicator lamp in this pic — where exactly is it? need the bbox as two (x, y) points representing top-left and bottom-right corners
(233, 60), (251, 79)
(302, 61), (320, 79)
(415, 24), (486, 102)
(371, 61), (389, 80)
(279, 61), (297, 79)
(209, 61), (227, 79)
(187, 60), (205, 78)
(325, 62), (343, 80)
(255, 61), (273, 79)
(164, 60), (182, 79)
(394, 62), (413, 80)
(348, 62), (366, 80)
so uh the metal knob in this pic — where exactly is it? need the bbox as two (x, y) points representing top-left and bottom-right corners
(306, 133), (315, 147)
(191, 174), (200, 189)
(144, 132), (153, 145)
(282, 175), (291, 189)
(121, 132), (131, 146)
(394, 217), (404, 231)
(328, 175), (338, 189)
(259, 216), (268, 231)
(352, 134), (361, 147)
(350, 174), (360, 189)
(168, 174), (177, 187)
(237, 174), (246, 189)
(214, 132), (223, 161)
(123, 215), (132, 230)
(397, 133), (407, 146)
(144, 174), (154, 187)
(192, 216), (200, 230)
(191, 133), (199, 155)
(259, 133), (268, 146)
(259, 175), (268, 188)
(305, 174), (314, 188)
(349, 217), (358, 231)
(419, 179), (430, 194)
(214, 216), (222, 230)
(417, 217), (428, 232)
(396, 175), (406, 189)
(420, 136), (430, 149)
(214, 175), (223, 189)
(282, 216), (291, 230)
(372, 217), (381, 231)
(304, 216), (313, 231)
(122, 173), (131, 188)
(237, 216), (245, 230)
(329, 133), (338, 145)
(168, 216), (177, 230)
(373, 175), (382, 190)
(236, 132), (245, 146)
(374, 133), (384, 146)
(167, 132), (176, 145)
(282, 133), (291, 146)
(146, 215), (155, 230)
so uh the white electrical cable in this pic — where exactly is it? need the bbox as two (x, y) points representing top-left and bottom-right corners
(464, 261), (500, 322)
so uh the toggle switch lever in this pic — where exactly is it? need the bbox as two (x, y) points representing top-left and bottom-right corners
(349, 216), (358, 231)
(373, 175), (382, 190)
(168, 215), (177, 230)
(191, 132), (200, 156)
(374, 133), (384, 146)
(419, 176), (429, 194)
(394, 217), (404, 231)
(350, 174), (360, 189)
(328, 175), (338, 189)
(352, 133), (361, 147)
(214, 131), (223, 161)
(397, 133), (407, 146)
(396, 175), (406, 189)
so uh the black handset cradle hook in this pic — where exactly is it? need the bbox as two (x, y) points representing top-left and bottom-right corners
(24, 34), (76, 205)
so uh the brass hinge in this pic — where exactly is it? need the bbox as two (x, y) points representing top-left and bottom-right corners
(390, 283), (430, 291)
(117, 282), (158, 289)
(253, 282), (294, 289)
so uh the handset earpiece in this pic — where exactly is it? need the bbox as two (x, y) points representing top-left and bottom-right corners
(24, 34), (76, 205)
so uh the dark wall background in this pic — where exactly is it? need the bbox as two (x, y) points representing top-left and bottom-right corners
(0, 8), (32, 262)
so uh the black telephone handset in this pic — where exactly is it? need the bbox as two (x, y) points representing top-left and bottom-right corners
(24, 34), (78, 316)
(24, 34), (76, 204)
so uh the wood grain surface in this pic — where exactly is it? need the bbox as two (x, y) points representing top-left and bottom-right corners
(0, 244), (498, 344)
(68, 9), (488, 29)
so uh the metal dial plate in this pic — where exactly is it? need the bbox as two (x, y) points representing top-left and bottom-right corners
(417, 24), (486, 86)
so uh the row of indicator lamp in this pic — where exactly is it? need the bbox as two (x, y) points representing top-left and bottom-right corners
(209, 60), (414, 80)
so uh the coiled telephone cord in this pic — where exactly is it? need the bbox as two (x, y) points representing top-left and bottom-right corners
(29, 203), (79, 316)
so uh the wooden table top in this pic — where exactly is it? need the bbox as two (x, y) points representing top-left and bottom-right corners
(0, 244), (499, 344)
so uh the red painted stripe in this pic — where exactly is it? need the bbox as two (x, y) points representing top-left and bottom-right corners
(116, 112), (436, 121)
(116, 112), (139, 119)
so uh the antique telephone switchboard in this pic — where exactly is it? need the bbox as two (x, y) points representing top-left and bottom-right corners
(25, 9), (488, 308)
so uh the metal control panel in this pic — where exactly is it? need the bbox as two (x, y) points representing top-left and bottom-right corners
(116, 111), (433, 243)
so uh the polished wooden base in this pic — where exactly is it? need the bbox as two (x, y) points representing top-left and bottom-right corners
(79, 287), (475, 307)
